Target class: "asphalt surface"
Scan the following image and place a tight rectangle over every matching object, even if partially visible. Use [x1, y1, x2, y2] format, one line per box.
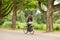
[0, 30, 60, 40]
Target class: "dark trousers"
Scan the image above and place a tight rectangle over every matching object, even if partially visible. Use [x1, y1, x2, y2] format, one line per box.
[27, 24, 33, 31]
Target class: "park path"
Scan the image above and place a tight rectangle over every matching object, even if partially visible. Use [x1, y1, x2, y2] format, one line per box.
[0, 29, 60, 40]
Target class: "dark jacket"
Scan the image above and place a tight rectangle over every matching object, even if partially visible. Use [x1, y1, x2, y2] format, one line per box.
[27, 17, 32, 23]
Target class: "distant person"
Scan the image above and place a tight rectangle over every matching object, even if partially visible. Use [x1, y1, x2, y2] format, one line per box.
[27, 14, 33, 31]
[27, 14, 33, 23]
[23, 14, 34, 34]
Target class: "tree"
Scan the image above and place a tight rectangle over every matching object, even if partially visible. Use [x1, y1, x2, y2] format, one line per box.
[0, 0, 25, 29]
[37, 0, 60, 32]
[0, 0, 13, 18]
[0, 0, 2, 18]
[12, 0, 17, 29]
[12, 0, 25, 29]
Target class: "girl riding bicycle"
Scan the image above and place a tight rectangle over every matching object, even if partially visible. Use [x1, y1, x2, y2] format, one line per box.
[27, 14, 33, 32]
[23, 13, 34, 34]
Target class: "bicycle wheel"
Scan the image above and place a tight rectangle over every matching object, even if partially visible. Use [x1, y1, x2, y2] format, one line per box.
[30, 30, 34, 35]
[30, 27, 34, 35]
[23, 26, 28, 34]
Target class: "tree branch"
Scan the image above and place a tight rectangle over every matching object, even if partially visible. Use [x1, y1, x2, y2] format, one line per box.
[47, 0, 55, 8]
[38, 1, 46, 15]
[52, 3, 60, 12]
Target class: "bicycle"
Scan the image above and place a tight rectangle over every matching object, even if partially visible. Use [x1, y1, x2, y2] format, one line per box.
[23, 22, 34, 35]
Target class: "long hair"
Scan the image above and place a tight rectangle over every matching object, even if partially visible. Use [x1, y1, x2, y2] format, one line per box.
[28, 14, 33, 19]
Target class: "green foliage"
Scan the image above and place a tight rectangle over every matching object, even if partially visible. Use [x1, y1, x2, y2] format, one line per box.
[2, 21, 26, 29]
[1, 0, 25, 18]
[2, 22, 12, 28]
[1, 21, 60, 31]
[17, 11, 25, 22]
[33, 23, 46, 30]
[53, 24, 60, 31]
[56, 0, 60, 2]
[23, 0, 38, 9]
[55, 19, 60, 24]
[0, 0, 13, 18]
[35, 13, 46, 24]
[17, 23, 26, 29]
[0, 19, 4, 25]
[53, 11, 60, 23]
[55, 26, 60, 30]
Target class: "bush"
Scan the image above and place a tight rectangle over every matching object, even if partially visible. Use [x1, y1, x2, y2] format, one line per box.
[53, 24, 60, 31]
[16, 22, 21, 29]
[16, 23, 26, 29]
[2, 22, 12, 28]
[1, 22, 60, 31]
[2, 21, 26, 29]
[55, 19, 60, 24]
[55, 26, 60, 30]
[0, 19, 4, 25]
[33, 23, 46, 30]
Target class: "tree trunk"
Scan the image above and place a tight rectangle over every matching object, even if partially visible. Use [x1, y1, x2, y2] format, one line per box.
[46, 0, 54, 32]
[46, 10, 53, 32]
[37, 0, 60, 32]
[12, 10, 17, 29]
[12, 0, 17, 29]
[49, 13, 53, 32]
[0, 0, 2, 18]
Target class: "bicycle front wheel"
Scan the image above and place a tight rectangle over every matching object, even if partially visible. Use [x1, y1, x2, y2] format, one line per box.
[23, 26, 28, 34]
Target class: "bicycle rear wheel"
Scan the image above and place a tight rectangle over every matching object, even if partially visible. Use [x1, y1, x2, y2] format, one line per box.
[30, 29, 34, 35]
[29, 26, 34, 35]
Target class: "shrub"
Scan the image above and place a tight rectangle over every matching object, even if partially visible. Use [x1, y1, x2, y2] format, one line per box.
[2, 22, 12, 28]
[55, 26, 60, 30]
[16, 22, 21, 29]
[33, 23, 46, 30]
[55, 19, 60, 24]
[2, 21, 26, 29]
[0, 19, 4, 25]
[1, 22, 60, 31]
[18, 23, 26, 29]
[53, 24, 60, 31]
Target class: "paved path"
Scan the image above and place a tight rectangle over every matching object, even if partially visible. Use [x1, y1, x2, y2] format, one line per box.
[0, 29, 60, 40]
